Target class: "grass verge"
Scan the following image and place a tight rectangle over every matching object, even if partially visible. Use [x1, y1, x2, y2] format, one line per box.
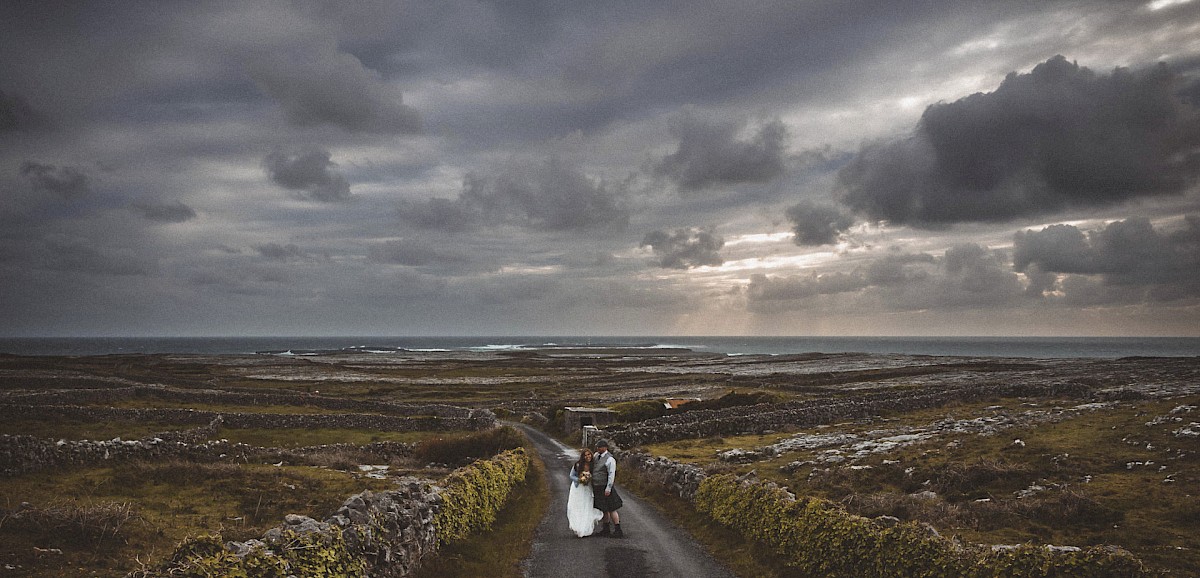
[414, 441, 549, 578]
[618, 466, 789, 577]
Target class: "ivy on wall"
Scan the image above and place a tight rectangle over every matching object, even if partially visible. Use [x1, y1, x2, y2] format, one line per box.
[694, 473, 1148, 578]
[435, 447, 530, 543]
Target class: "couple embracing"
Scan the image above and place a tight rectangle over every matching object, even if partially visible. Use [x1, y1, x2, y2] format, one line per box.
[567, 439, 624, 538]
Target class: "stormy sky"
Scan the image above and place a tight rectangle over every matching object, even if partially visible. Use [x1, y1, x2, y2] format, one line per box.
[2, 1, 1200, 337]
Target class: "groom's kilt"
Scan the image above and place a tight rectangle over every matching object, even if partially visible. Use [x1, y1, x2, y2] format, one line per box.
[592, 484, 623, 512]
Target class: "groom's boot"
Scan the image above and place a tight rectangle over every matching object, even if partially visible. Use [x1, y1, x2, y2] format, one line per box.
[613, 523, 623, 538]
[598, 522, 611, 537]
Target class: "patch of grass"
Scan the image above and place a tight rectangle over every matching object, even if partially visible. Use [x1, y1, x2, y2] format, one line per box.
[0, 418, 188, 441]
[642, 431, 799, 463]
[104, 398, 345, 414]
[0, 461, 394, 577]
[218, 427, 439, 447]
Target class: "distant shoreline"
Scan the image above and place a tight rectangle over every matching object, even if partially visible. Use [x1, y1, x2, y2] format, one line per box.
[2, 335, 1198, 359]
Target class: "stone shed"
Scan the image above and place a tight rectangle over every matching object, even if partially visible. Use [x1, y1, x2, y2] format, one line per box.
[562, 406, 616, 435]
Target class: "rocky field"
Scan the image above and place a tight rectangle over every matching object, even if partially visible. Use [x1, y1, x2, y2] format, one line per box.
[1, 349, 1198, 576]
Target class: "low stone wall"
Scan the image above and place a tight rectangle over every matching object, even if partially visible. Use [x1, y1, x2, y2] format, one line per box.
[0, 403, 497, 434]
[0, 415, 419, 477]
[618, 450, 707, 500]
[601, 380, 1092, 447]
[3, 385, 477, 418]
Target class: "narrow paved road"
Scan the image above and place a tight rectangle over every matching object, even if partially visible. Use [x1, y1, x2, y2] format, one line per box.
[512, 423, 736, 578]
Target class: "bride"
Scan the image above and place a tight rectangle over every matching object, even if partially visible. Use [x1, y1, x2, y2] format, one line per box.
[567, 448, 604, 537]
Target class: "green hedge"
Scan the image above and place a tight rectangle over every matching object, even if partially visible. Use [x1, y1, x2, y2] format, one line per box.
[435, 447, 530, 544]
[694, 473, 1148, 578]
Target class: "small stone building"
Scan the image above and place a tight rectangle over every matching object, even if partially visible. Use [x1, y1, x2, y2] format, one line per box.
[562, 406, 616, 435]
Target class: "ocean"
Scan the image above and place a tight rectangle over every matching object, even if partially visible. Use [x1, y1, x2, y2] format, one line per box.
[0, 336, 1198, 358]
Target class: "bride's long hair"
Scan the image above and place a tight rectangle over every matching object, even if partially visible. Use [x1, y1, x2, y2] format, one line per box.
[574, 448, 593, 474]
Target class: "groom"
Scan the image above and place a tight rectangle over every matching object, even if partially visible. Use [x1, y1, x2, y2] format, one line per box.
[591, 439, 623, 537]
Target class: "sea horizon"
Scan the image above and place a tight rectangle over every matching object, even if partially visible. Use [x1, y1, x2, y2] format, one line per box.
[1, 335, 1198, 359]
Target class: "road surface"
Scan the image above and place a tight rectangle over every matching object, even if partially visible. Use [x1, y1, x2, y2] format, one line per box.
[513, 423, 736, 578]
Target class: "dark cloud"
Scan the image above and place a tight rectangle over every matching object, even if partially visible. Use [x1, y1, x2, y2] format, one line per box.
[131, 200, 196, 223]
[839, 56, 1200, 227]
[263, 149, 352, 202]
[1014, 217, 1200, 293]
[398, 158, 628, 232]
[0, 89, 44, 131]
[247, 47, 420, 134]
[20, 161, 90, 198]
[654, 111, 788, 190]
[641, 227, 724, 269]
[785, 201, 855, 246]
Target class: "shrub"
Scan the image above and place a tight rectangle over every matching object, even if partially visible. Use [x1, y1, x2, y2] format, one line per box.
[413, 426, 525, 466]
[610, 399, 668, 423]
[2, 499, 138, 547]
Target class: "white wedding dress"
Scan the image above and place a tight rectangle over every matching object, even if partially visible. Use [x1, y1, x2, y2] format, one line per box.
[567, 477, 603, 537]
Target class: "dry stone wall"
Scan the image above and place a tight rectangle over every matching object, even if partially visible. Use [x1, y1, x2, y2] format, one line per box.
[0, 415, 417, 477]
[216, 479, 442, 578]
[600, 380, 1093, 447]
[0, 397, 496, 476]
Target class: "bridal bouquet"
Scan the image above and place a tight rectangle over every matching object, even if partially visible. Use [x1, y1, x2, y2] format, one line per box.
[578, 471, 591, 485]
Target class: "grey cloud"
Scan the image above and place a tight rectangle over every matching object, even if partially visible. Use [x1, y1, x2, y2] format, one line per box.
[367, 239, 498, 275]
[20, 161, 90, 198]
[264, 149, 352, 202]
[395, 198, 478, 232]
[785, 201, 855, 246]
[131, 200, 196, 223]
[255, 243, 312, 262]
[746, 271, 868, 301]
[41, 236, 153, 276]
[940, 243, 1022, 300]
[1014, 217, 1200, 293]
[839, 56, 1200, 227]
[0, 89, 44, 131]
[641, 227, 724, 269]
[247, 46, 420, 134]
[865, 252, 936, 286]
[399, 158, 628, 232]
[748, 245, 1021, 310]
[368, 240, 462, 266]
[655, 111, 788, 190]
